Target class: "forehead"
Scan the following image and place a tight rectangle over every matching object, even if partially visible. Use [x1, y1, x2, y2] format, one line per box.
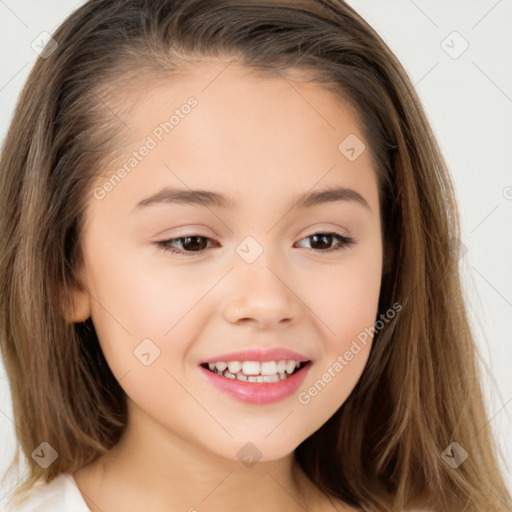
[89, 60, 378, 220]
[113, 60, 367, 156]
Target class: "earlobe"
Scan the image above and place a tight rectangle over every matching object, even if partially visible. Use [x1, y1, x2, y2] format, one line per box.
[60, 266, 92, 324]
[66, 289, 91, 323]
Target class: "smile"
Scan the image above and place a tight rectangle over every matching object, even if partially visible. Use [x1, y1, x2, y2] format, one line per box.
[201, 359, 306, 382]
[198, 360, 312, 404]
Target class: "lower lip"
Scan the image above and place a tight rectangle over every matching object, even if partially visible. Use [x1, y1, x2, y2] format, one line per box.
[198, 362, 311, 404]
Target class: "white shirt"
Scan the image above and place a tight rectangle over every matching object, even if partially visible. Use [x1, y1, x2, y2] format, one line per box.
[2, 472, 91, 511]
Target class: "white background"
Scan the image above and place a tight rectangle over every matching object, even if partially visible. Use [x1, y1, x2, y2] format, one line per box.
[0, 0, 511, 504]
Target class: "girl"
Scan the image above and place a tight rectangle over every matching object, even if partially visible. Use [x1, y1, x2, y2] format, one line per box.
[0, 1, 510, 511]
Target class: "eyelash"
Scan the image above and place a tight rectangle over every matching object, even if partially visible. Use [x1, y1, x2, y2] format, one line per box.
[155, 231, 355, 257]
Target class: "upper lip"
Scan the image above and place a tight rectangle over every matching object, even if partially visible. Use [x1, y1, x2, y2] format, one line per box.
[199, 347, 311, 365]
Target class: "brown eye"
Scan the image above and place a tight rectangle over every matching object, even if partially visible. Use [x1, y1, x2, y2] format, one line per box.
[156, 236, 216, 256]
[295, 232, 355, 252]
[179, 236, 209, 251]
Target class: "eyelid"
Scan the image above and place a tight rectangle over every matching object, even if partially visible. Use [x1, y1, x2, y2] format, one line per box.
[151, 224, 217, 240]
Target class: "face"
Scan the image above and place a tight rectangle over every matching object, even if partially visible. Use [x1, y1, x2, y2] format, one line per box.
[70, 60, 383, 462]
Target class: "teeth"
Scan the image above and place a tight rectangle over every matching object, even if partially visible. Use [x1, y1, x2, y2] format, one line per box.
[227, 361, 242, 374]
[285, 360, 296, 374]
[241, 361, 261, 375]
[205, 359, 306, 381]
[260, 361, 277, 375]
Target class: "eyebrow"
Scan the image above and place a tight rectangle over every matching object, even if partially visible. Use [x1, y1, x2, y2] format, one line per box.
[133, 185, 372, 213]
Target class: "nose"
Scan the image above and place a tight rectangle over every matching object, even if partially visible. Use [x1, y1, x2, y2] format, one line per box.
[222, 255, 301, 330]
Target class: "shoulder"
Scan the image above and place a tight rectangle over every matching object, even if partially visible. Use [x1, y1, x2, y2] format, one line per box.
[3, 473, 91, 512]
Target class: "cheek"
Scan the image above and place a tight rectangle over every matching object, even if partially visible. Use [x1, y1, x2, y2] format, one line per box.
[86, 245, 210, 344]
[84, 252, 232, 421]
[294, 250, 381, 424]
[308, 249, 382, 343]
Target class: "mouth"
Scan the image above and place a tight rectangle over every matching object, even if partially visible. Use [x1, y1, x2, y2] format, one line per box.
[198, 359, 312, 404]
[200, 359, 309, 383]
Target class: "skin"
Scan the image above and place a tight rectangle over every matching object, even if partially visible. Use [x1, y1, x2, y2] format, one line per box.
[69, 59, 382, 512]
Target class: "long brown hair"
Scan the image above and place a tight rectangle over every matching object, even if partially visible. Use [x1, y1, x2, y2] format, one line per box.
[1, 1, 510, 510]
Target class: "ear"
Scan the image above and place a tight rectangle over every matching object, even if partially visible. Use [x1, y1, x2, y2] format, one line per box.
[60, 262, 92, 324]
